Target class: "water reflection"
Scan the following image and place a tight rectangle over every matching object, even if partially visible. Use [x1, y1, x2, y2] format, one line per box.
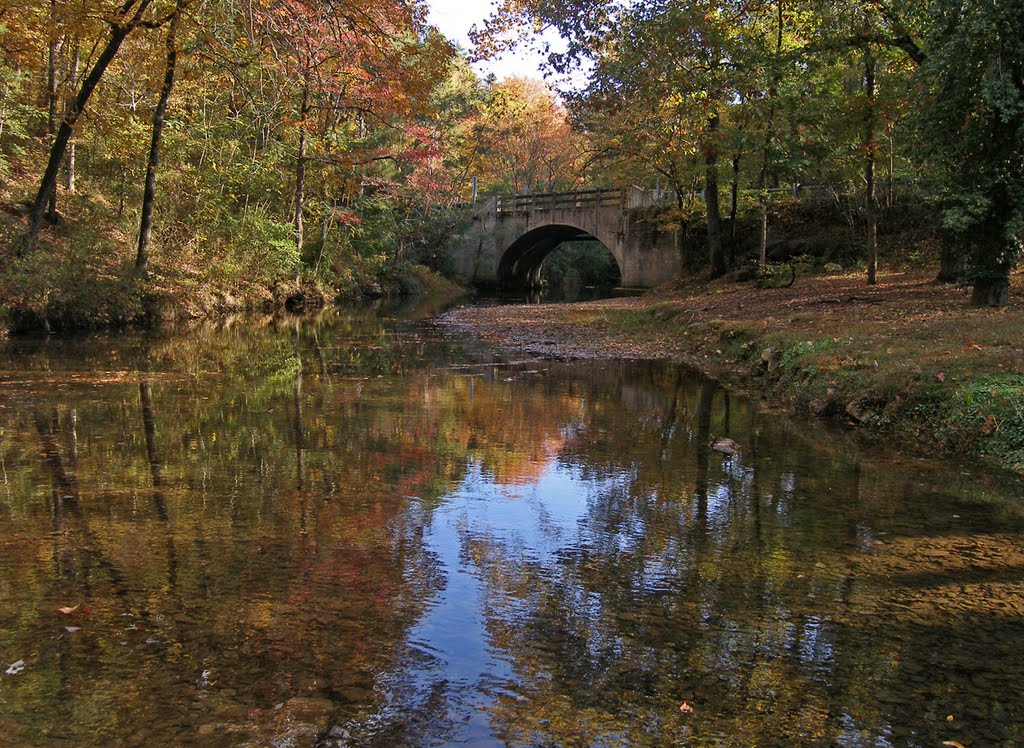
[0, 311, 1022, 747]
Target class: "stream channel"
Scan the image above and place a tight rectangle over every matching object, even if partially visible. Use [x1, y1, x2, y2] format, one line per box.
[0, 304, 1022, 747]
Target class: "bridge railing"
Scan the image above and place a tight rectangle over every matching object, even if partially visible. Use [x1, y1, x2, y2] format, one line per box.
[487, 183, 849, 215]
[495, 188, 626, 214]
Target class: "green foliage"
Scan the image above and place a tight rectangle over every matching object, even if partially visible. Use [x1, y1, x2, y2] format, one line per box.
[222, 212, 299, 280]
[960, 377, 1024, 472]
[778, 338, 839, 373]
[0, 64, 40, 179]
[753, 261, 796, 289]
[540, 241, 620, 291]
[916, 0, 1024, 304]
[2, 223, 147, 330]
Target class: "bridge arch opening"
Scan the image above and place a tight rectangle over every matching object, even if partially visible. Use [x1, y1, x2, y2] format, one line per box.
[496, 224, 622, 292]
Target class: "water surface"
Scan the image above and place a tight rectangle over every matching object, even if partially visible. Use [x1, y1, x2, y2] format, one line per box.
[0, 309, 1022, 747]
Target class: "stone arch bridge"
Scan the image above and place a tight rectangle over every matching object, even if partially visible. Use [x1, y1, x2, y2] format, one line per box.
[451, 187, 681, 290]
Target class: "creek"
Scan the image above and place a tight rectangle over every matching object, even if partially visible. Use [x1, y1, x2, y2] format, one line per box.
[0, 306, 1021, 747]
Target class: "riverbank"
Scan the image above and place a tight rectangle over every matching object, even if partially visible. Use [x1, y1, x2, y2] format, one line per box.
[0, 209, 465, 335]
[440, 269, 1024, 474]
[0, 175, 467, 334]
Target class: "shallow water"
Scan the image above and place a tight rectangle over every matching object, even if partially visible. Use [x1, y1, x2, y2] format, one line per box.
[0, 309, 1022, 747]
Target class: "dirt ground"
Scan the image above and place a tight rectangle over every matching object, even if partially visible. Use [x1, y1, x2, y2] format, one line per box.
[439, 269, 1024, 368]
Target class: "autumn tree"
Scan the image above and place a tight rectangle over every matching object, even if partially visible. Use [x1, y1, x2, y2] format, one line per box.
[251, 0, 450, 270]
[463, 77, 581, 195]
[22, 0, 176, 248]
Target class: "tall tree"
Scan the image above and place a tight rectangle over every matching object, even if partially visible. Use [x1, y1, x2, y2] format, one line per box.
[463, 76, 581, 195]
[22, 0, 169, 248]
[252, 0, 445, 267]
[917, 0, 1023, 306]
[136, 0, 184, 274]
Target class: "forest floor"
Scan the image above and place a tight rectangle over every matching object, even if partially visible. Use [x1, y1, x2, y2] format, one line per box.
[439, 268, 1024, 475]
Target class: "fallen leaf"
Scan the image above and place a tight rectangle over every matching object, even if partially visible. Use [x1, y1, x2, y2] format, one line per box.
[946, 714, 955, 722]
[936, 371, 946, 383]
[942, 742, 966, 748]
[57, 604, 80, 615]
[980, 415, 997, 435]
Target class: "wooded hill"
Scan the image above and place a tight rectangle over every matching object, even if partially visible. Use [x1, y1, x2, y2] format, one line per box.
[0, 0, 1021, 329]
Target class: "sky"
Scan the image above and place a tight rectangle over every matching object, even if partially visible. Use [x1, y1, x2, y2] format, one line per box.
[425, 0, 560, 82]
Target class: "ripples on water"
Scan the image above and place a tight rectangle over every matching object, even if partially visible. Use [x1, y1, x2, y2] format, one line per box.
[0, 308, 1022, 747]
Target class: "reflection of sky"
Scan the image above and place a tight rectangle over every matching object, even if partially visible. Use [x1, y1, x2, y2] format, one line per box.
[390, 458, 629, 742]
[392, 452, 845, 744]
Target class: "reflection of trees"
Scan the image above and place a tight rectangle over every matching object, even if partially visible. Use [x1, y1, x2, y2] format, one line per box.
[427, 363, 1024, 747]
[0, 317, 463, 744]
[435, 373, 578, 486]
[1, 318, 1023, 745]
[140, 380, 178, 590]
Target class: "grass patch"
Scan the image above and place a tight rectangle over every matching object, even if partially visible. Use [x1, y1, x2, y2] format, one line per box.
[958, 376, 1024, 471]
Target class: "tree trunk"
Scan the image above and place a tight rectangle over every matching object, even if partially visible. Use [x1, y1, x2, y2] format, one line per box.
[119, 165, 127, 216]
[864, 49, 877, 285]
[705, 112, 725, 277]
[759, 199, 768, 267]
[24, 17, 140, 248]
[136, 8, 180, 275]
[970, 273, 1010, 307]
[65, 38, 79, 193]
[46, 22, 62, 136]
[674, 183, 686, 270]
[293, 84, 309, 281]
[313, 201, 330, 274]
[45, 27, 63, 220]
[935, 238, 964, 283]
[753, 0, 783, 271]
[729, 153, 740, 259]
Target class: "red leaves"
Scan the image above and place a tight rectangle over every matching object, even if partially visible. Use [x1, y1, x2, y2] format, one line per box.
[332, 209, 360, 227]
